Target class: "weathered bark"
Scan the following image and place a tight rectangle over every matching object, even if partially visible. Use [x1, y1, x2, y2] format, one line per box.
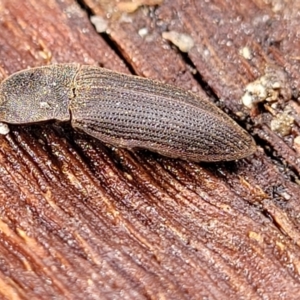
[0, 0, 299, 299]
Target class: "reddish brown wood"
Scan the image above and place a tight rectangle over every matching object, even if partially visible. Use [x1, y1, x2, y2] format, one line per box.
[0, 0, 300, 299]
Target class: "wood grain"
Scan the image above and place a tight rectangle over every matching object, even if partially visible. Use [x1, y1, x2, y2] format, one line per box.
[0, 0, 300, 299]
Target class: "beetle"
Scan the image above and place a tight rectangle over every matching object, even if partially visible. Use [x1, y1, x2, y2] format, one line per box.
[0, 64, 256, 162]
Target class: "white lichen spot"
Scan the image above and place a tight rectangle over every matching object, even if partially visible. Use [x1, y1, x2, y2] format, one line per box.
[203, 48, 210, 57]
[162, 31, 194, 53]
[0, 122, 10, 135]
[280, 191, 291, 200]
[239, 46, 252, 60]
[40, 102, 51, 109]
[90, 16, 108, 33]
[138, 27, 148, 38]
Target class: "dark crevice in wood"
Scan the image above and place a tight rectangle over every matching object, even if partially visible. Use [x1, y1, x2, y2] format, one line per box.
[100, 32, 138, 75]
[253, 131, 300, 182]
[75, 0, 91, 14]
[180, 51, 220, 103]
[76, 0, 137, 75]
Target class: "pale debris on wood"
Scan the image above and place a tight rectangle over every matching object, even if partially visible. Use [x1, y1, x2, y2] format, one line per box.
[241, 66, 291, 109]
[270, 106, 294, 136]
[162, 31, 194, 53]
[138, 27, 148, 38]
[239, 46, 252, 60]
[117, 0, 163, 13]
[294, 136, 300, 154]
[90, 15, 108, 33]
[0, 122, 9, 135]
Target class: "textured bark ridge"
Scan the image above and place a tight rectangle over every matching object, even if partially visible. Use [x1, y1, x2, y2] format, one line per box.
[0, 0, 300, 299]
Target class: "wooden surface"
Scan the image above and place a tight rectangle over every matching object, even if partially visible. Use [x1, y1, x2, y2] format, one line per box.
[0, 0, 300, 299]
